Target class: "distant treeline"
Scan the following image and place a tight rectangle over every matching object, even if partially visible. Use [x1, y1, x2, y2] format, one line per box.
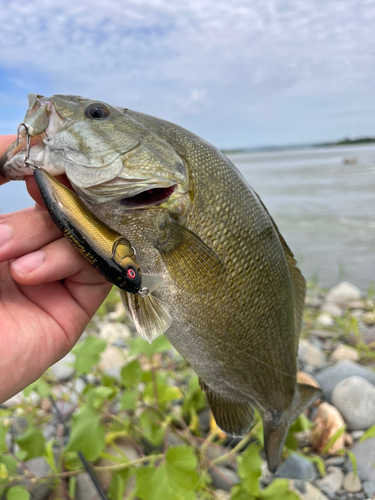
[221, 136, 375, 155]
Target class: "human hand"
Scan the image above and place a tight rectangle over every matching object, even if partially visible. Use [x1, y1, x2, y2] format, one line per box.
[0, 135, 112, 403]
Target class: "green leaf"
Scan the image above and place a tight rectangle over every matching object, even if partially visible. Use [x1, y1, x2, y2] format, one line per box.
[0, 455, 17, 475]
[230, 485, 256, 500]
[135, 464, 196, 500]
[129, 335, 172, 358]
[166, 445, 200, 491]
[300, 453, 325, 478]
[6, 486, 30, 500]
[139, 411, 164, 446]
[360, 424, 375, 442]
[108, 469, 131, 500]
[238, 443, 262, 495]
[345, 450, 358, 477]
[144, 380, 181, 406]
[86, 386, 115, 409]
[321, 425, 346, 453]
[121, 359, 142, 387]
[262, 479, 300, 500]
[72, 336, 107, 375]
[0, 423, 8, 453]
[23, 378, 50, 398]
[120, 390, 137, 411]
[65, 405, 105, 461]
[15, 424, 45, 460]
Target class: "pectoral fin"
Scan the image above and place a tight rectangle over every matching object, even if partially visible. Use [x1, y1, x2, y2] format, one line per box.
[127, 293, 172, 343]
[199, 379, 255, 437]
[156, 218, 224, 290]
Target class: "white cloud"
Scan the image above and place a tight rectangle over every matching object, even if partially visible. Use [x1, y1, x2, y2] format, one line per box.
[0, 0, 375, 146]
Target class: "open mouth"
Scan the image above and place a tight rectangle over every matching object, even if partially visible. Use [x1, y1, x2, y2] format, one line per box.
[120, 185, 176, 208]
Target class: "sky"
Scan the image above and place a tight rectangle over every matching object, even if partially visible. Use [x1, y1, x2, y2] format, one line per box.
[0, 0, 375, 149]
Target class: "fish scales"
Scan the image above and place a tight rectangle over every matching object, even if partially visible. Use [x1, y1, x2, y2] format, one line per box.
[0, 95, 321, 470]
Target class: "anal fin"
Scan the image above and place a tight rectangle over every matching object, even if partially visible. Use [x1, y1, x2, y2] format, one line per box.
[200, 379, 254, 437]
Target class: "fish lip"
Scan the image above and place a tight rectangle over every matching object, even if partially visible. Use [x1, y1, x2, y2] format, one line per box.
[0, 95, 66, 179]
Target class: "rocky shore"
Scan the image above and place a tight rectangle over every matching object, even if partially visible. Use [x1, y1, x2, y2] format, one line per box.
[1, 281, 375, 500]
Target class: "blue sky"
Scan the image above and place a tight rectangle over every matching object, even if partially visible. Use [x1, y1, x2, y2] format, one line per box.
[0, 0, 375, 149]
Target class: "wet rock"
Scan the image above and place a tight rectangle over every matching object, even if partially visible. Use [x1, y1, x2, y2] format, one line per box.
[363, 480, 375, 498]
[200, 441, 237, 470]
[331, 376, 375, 430]
[343, 472, 362, 493]
[321, 302, 342, 317]
[99, 322, 131, 342]
[209, 465, 239, 491]
[98, 344, 127, 379]
[298, 340, 326, 369]
[199, 408, 211, 432]
[324, 456, 346, 467]
[351, 437, 375, 484]
[315, 466, 343, 499]
[50, 352, 76, 381]
[316, 313, 335, 327]
[275, 453, 316, 482]
[331, 345, 359, 363]
[311, 329, 337, 339]
[351, 430, 365, 440]
[214, 490, 231, 500]
[289, 480, 329, 500]
[315, 360, 375, 401]
[74, 473, 98, 500]
[326, 282, 361, 306]
[16, 457, 53, 500]
[311, 403, 345, 454]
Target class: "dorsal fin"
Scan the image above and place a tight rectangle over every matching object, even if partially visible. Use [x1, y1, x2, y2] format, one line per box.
[255, 193, 306, 350]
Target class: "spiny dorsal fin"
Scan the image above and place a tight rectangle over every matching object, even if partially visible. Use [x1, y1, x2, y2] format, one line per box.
[199, 379, 254, 437]
[255, 193, 306, 349]
[127, 293, 172, 343]
[155, 218, 225, 292]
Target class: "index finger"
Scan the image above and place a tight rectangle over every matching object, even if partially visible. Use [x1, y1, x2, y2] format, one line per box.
[0, 135, 17, 186]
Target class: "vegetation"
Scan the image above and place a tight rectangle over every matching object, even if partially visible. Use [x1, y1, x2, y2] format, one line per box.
[1, 282, 375, 499]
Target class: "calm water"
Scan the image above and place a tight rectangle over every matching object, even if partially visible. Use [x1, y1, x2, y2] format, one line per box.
[228, 145, 375, 290]
[1, 144, 374, 289]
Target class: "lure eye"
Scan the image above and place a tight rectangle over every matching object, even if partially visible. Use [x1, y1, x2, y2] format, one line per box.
[84, 102, 111, 120]
[127, 268, 137, 280]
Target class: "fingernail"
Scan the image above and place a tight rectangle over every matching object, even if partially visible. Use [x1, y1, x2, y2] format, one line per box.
[0, 224, 12, 246]
[11, 251, 45, 275]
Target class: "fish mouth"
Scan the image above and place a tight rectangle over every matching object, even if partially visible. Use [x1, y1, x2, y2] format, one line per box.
[119, 184, 176, 208]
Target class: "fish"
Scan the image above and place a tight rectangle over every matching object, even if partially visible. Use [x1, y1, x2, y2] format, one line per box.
[0, 94, 321, 471]
[32, 167, 170, 340]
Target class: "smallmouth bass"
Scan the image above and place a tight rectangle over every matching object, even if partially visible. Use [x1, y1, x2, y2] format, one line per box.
[0, 94, 321, 471]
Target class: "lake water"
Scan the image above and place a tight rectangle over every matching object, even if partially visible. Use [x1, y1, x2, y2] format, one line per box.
[1, 144, 374, 290]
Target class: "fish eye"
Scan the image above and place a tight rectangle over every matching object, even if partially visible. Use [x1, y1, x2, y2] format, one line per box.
[127, 268, 137, 280]
[84, 102, 110, 120]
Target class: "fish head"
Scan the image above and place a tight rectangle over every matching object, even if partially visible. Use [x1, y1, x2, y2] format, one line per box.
[0, 94, 188, 207]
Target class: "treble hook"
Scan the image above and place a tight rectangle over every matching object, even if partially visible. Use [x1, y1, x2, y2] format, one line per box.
[16, 123, 40, 170]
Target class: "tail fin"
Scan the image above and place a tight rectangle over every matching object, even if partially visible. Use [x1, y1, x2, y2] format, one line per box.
[263, 383, 321, 472]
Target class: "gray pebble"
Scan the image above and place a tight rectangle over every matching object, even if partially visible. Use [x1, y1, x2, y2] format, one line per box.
[209, 465, 240, 491]
[74, 473, 99, 500]
[275, 453, 317, 482]
[15, 457, 53, 500]
[50, 352, 76, 381]
[351, 430, 365, 440]
[298, 339, 326, 370]
[290, 480, 329, 500]
[325, 456, 346, 467]
[315, 466, 343, 499]
[332, 376, 375, 430]
[351, 437, 375, 484]
[343, 472, 362, 493]
[315, 360, 375, 401]
[363, 480, 375, 498]
[325, 282, 361, 306]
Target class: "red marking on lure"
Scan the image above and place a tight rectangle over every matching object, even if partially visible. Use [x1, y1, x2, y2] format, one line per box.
[127, 268, 136, 279]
